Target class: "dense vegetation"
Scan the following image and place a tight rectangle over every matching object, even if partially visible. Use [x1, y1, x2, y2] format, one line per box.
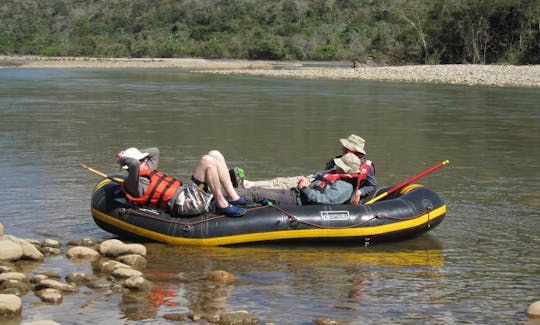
[1, 0, 539, 64]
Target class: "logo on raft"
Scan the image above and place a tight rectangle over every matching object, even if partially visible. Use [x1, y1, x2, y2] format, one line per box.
[320, 211, 350, 221]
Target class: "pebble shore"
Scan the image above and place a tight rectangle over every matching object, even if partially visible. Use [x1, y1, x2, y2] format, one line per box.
[0, 223, 263, 324]
[1, 56, 538, 88]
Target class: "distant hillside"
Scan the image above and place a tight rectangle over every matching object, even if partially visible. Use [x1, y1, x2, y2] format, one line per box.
[1, 0, 538, 64]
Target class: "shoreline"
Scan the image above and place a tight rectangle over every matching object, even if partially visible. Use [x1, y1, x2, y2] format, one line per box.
[1, 55, 539, 88]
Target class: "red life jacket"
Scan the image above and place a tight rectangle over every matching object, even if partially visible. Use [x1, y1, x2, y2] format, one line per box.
[121, 169, 182, 209]
[316, 160, 373, 191]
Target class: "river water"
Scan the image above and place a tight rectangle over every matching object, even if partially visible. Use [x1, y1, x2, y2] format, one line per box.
[0, 68, 539, 324]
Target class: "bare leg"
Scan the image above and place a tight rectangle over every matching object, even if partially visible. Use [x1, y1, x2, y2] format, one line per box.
[192, 150, 241, 209]
[206, 150, 241, 201]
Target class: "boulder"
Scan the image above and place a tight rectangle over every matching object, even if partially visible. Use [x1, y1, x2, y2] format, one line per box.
[207, 270, 236, 283]
[116, 254, 147, 269]
[219, 311, 259, 325]
[35, 288, 63, 304]
[527, 300, 540, 319]
[111, 267, 142, 279]
[66, 246, 100, 259]
[0, 293, 22, 317]
[0, 239, 23, 261]
[35, 279, 78, 293]
[124, 275, 153, 291]
[5, 236, 43, 261]
[99, 239, 146, 258]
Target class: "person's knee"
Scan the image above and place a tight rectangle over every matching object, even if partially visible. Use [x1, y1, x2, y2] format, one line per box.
[199, 154, 217, 168]
[207, 150, 224, 161]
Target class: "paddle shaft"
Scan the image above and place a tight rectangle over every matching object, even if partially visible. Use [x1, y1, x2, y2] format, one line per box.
[365, 160, 449, 205]
[79, 164, 123, 183]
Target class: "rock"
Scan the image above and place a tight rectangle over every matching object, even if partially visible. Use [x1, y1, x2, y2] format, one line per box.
[0, 223, 3, 236]
[0, 293, 22, 317]
[29, 274, 48, 284]
[163, 313, 189, 321]
[5, 236, 44, 261]
[527, 300, 540, 319]
[207, 270, 236, 283]
[67, 238, 95, 246]
[111, 267, 142, 279]
[40, 247, 63, 256]
[0, 279, 32, 296]
[219, 311, 259, 325]
[65, 272, 98, 284]
[35, 288, 63, 304]
[98, 260, 131, 274]
[99, 239, 146, 258]
[21, 321, 62, 325]
[39, 271, 61, 279]
[0, 272, 27, 282]
[116, 254, 147, 269]
[313, 318, 343, 325]
[66, 246, 100, 259]
[0, 265, 14, 273]
[36, 279, 78, 293]
[41, 239, 61, 248]
[123, 275, 153, 291]
[0, 239, 23, 261]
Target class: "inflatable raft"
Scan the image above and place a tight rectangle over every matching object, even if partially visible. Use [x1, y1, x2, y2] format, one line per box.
[90, 177, 446, 246]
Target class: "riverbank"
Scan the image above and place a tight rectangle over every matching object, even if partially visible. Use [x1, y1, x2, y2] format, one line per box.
[1, 55, 539, 88]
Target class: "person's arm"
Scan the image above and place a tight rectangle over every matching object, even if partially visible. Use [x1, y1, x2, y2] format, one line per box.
[139, 147, 159, 169]
[116, 153, 141, 196]
[300, 180, 353, 205]
[358, 165, 377, 197]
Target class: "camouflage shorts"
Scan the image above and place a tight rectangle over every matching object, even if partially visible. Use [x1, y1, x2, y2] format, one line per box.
[171, 181, 213, 217]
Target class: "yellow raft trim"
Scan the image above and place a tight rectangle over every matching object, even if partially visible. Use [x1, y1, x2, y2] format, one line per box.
[91, 204, 446, 246]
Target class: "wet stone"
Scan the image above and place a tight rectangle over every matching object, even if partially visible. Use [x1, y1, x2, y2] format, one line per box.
[0, 239, 24, 261]
[67, 238, 95, 247]
[36, 279, 78, 293]
[111, 267, 142, 279]
[115, 254, 147, 269]
[65, 246, 100, 259]
[35, 288, 63, 304]
[163, 313, 189, 321]
[41, 239, 61, 249]
[208, 270, 236, 283]
[123, 275, 153, 291]
[219, 311, 260, 325]
[65, 272, 99, 284]
[40, 247, 63, 257]
[0, 293, 22, 318]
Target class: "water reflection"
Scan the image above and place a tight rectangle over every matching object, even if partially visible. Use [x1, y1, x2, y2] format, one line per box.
[113, 241, 445, 322]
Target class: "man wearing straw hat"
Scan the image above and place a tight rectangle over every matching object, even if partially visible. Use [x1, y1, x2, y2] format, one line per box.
[232, 134, 377, 203]
[234, 153, 364, 206]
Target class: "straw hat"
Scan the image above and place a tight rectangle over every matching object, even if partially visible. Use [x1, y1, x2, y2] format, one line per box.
[333, 153, 361, 174]
[340, 134, 366, 154]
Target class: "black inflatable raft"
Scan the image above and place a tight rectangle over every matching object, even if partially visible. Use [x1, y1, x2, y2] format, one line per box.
[90, 177, 446, 246]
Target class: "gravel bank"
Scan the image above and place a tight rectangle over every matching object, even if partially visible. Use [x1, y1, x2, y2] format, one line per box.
[1, 56, 538, 88]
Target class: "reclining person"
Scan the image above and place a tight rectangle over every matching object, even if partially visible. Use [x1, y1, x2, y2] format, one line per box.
[116, 147, 255, 217]
[235, 153, 364, 206]
[232, 134, 377, 204]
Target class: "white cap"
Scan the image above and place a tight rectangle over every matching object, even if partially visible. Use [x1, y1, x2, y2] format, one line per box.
[121, 148, 149, 169]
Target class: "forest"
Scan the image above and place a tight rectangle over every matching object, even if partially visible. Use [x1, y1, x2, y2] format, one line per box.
[1, 0, 539, 64]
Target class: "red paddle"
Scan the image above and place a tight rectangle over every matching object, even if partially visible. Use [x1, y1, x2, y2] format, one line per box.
[365, 160, 449, 205]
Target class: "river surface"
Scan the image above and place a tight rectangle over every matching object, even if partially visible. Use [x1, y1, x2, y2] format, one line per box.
[0, 68, 539, 324]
